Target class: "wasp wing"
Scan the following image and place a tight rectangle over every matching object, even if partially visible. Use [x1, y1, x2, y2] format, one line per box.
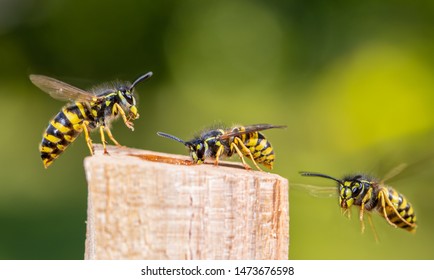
[219, 124, 286, 140]
[30, 74, 98, 102]
[291, 183, 338, 198]
[381, 163, 408, 183]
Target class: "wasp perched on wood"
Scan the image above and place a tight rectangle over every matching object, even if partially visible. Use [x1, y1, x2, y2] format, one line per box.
[30, 72, 153, 168]
[299, 165, 417, 237]
[157, 124, 286, 171]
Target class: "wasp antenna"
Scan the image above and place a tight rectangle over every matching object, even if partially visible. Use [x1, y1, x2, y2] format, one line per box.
[157, 131, 187, 145]
[130, 72, 153, 89]
[299, 171, 342, 184]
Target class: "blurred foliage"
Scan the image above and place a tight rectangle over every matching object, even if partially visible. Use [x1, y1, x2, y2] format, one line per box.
[1, 0, 434, 259]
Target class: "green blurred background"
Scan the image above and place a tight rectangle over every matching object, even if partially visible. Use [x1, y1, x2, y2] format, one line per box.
[1, 0, 434, 259]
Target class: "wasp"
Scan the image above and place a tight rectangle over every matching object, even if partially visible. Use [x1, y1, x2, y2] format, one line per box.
[30, 72, 153, 168]
[299, 166, 417, 236]
[157, 124, 286, 171]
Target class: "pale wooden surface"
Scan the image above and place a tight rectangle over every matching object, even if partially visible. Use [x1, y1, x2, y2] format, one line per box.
[84, 144, 289, 260]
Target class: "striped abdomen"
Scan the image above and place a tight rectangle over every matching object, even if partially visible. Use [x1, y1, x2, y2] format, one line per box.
[380, 187, 417, 232]
[40, 102, 92, 168]
[239, 131, 275, 169]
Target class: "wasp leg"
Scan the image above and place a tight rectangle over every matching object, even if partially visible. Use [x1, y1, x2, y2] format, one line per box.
[232, 137, 262, 171]
[98, 125, 124, 155]
[359, 206, 366, 233]
[82, 121, 94, 155]
[99, 126, 110, 155]
[105, 126, 122, 147]
[379, 189, 415, 228]
[341, 207, 351, 219]
[114, 103, 134, 131]
[214, 145, 225, 166]
[229, 142, 253, 170]
[359, 188, 373, 234]
[378, 190, 399, 228]
[366, 213, 380, 243]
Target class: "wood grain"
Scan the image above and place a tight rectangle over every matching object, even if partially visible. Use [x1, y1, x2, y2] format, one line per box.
[84, 145, 289, 259]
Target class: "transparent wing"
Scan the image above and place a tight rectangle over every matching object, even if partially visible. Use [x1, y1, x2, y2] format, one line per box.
[30, 74, 97, 102]
[381, 163, 408, 183]
[291, 183, 338, 198]
[219, 124, 286, 139]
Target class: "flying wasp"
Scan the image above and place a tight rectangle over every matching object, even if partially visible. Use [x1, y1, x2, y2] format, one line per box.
[299, 166, 417, 236]
[157, 124, 286, 171]
[30, 72, 153, 168]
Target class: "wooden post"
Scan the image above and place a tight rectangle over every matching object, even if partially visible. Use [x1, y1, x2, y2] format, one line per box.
[84, 145, 289, 260]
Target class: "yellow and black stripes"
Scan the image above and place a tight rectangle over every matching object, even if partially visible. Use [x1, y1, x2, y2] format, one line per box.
[40, 95, 133, 168]
[378, 187, 417, 232]
[344, 177, 418, 233]
[237, 130, 275, 169]
[32, 72, 152, 168]
[157, 124, 285, 171]
[299, 172, 417, 234]
[40, 102, 91, 168]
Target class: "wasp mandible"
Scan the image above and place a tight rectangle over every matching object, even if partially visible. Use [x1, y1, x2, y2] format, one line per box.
[157, 124, 286, 171]
[31, 72, 153, 168]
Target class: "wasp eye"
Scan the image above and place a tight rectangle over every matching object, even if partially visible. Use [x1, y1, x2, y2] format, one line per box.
[351, 188, 358, 196]
[118, 85, 128, 93]
[124, 94, 135, 105]
[351, 184, 363, 197]
[189, 143, 204, 163]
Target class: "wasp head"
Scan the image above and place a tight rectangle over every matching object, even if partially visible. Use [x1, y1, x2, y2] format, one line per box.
[339, 175, 370, 209]
[157, 132, 207, 164]
[116, 86, 138, 120]
[300, 171, 355, 209]
[185, 139, 208, 164]
[118, 72, 153, 120]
